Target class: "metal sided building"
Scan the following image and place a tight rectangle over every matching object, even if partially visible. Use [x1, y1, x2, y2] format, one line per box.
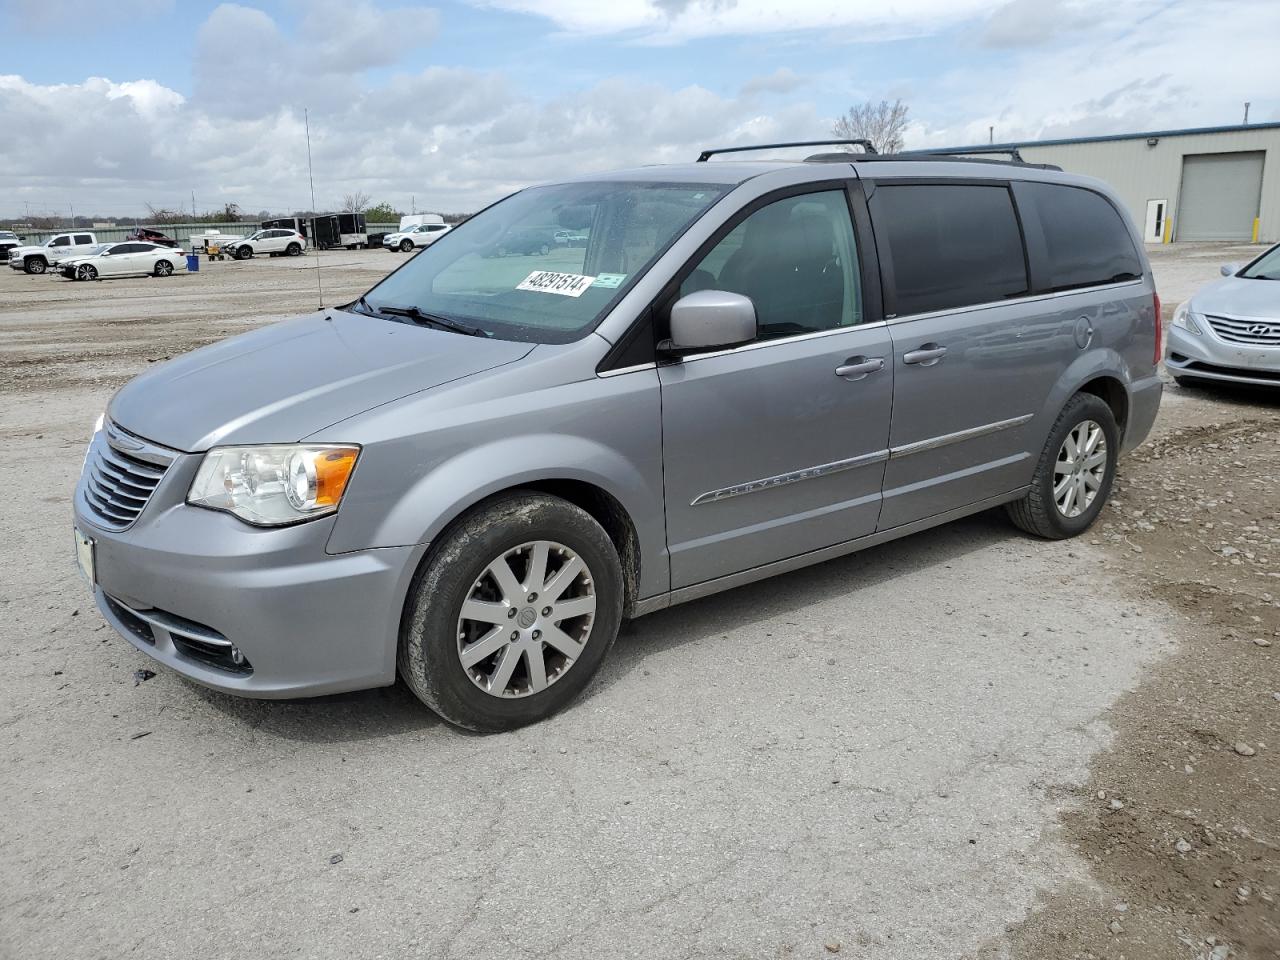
[937, 122, 1280, 245]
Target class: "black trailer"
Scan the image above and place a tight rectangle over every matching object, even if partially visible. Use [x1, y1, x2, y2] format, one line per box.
[306, 213, 369, 250]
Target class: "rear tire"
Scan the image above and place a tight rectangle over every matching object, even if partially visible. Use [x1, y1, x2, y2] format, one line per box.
[1006, 393, 1118, 540]
[287, 242, 302, 256]
[25, 257, 46, 275]
[398, 492, 624, 733]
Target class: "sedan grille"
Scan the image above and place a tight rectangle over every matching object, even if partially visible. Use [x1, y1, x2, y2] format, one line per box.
[81, 423, 177, 530]
[1206, 314, 1280, 346]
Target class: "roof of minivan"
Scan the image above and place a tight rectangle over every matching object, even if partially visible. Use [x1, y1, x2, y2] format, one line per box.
[563, 156, 1079, 187]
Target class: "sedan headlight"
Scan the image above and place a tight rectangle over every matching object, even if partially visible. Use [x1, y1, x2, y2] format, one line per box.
[187, 445, 360, 526]
[1171, 301, 1203, 335]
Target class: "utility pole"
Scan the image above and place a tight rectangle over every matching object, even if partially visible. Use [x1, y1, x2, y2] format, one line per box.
[411, 194, 415, 215]
[192, 190, 197, 221]
[1243, 101, 1251, 124]
[69, 203, 74, 228]
[989, 125, 994, 145]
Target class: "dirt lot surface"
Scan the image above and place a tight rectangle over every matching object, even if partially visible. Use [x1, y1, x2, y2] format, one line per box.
[0, 243, 1276, 959]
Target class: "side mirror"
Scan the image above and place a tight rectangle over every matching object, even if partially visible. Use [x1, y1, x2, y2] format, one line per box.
[664, 290, 757, 352]
[1220, 263, 1242, 277]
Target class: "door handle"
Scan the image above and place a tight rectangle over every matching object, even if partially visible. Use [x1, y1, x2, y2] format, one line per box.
[834, 356, 884, 380]
[903, 344, 947, 366]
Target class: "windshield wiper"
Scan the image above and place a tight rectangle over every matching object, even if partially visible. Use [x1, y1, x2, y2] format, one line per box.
[367, 302, 489, 337]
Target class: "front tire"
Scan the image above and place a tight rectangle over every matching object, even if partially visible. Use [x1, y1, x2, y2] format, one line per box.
[1006, 393, 1118, 539]
[398, 492, 624, 733]
[154, 259, 173, 277]
[399, 239, 413, 252]
[25, 257, 46, 275]
[76, 263, 98, 281]
[235, 246, 252, 260]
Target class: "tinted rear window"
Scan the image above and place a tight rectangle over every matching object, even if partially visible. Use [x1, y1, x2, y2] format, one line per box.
[871, 184, 1028, 316]
[1020, 183, 1141, 291]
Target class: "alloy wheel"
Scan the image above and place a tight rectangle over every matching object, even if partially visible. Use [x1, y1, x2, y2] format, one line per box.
[77, 264, 96, 281]
[1054, 419, 1107, 518]
[456, 540, 597, 699]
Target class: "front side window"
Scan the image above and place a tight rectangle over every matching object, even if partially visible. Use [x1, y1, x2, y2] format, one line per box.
[679, 190, 864, 339]
[871, 184, 1028, 316]
[51, 236, 70, 247]
[364, 180, 729, 343]
[1019, 182, 1141, 291]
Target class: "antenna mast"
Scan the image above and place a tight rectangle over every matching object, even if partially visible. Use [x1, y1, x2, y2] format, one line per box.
[304, 107, 324, 309]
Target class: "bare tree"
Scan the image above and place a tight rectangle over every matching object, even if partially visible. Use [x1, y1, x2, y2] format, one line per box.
[832, 99, 910, 154]
[341, 191, 372, 214]
[145, 203, 185, 225]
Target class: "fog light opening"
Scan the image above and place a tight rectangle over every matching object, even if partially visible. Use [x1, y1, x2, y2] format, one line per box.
[230, 645, 246, 666]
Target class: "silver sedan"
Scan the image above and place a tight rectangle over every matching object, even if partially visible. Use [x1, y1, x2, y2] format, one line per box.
[1166, 243, 1280, 388]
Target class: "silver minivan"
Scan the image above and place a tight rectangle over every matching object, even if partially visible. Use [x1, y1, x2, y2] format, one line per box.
[73, 142, 1163, 731]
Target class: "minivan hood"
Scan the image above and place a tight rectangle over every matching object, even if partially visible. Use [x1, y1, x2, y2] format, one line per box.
[1192, 276, 1280, 319]
[108, 309, 534, 451]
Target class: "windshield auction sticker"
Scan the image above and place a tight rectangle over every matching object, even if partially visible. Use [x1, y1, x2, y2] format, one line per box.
[517, 271, 597, 297]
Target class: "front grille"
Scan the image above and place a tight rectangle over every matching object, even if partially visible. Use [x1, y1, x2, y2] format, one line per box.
[1206, 314, 1280, 346]
[81, 422, 176, 530]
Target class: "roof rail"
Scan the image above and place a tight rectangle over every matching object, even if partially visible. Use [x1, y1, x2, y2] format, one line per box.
[902, 146, 1026, 162]
[850, 149, 1062, 172]
[696, 139, 877, 162]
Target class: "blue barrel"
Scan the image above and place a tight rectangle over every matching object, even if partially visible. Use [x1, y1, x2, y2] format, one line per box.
[185, 254, 200, 272]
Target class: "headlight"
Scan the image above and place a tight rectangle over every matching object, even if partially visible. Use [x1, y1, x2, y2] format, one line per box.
[1171, 301, 1202, 335]
[187, 444, 360, 526]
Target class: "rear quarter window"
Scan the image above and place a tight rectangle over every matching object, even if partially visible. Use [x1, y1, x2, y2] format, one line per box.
[870, 183, 1028, 316]
[1019, 182, 1142, 291]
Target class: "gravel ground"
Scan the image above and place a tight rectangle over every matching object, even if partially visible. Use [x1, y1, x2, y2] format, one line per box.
[0, 243, 1275, 959]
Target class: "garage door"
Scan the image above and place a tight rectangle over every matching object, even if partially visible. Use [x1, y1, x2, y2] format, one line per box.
[1176, 151, 1264, 241]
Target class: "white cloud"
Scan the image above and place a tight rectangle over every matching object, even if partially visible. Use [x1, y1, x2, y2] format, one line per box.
[1, 0, 1277, 219]
[740, 68, 805, 97]
[467, 0, 996, 41]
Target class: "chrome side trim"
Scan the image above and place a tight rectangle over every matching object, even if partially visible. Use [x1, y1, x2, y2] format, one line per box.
[690, 449, 890, 506]
[629, 487, 1030, 618]
[889, 414, 1033, 460]
[597, 362, 657, 378]
[680, 319, 890, 363]
[885, 278, 1145, 324]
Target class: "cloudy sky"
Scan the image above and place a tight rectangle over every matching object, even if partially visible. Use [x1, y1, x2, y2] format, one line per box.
[0, 0, 1275, 219]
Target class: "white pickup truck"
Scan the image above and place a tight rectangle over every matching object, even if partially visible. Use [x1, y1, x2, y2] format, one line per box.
[8, 231, 99, 274]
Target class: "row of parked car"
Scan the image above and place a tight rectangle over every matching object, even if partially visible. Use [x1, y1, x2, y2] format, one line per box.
[3, 224, 312, 279]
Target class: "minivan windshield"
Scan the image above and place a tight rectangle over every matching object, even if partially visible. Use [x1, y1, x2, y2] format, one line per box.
[359, 180, 729, 343]
[1240, 244, 1280, 280]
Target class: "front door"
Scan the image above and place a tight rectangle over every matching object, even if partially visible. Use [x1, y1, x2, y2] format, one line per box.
[659, 187, 893, 588]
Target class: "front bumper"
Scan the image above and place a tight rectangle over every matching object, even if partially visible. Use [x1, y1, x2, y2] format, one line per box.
[74, 450, 421, 698]
[1167, 322, 1280, 388]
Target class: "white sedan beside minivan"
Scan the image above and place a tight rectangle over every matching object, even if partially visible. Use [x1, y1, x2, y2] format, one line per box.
[58, 242, 187, 281]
